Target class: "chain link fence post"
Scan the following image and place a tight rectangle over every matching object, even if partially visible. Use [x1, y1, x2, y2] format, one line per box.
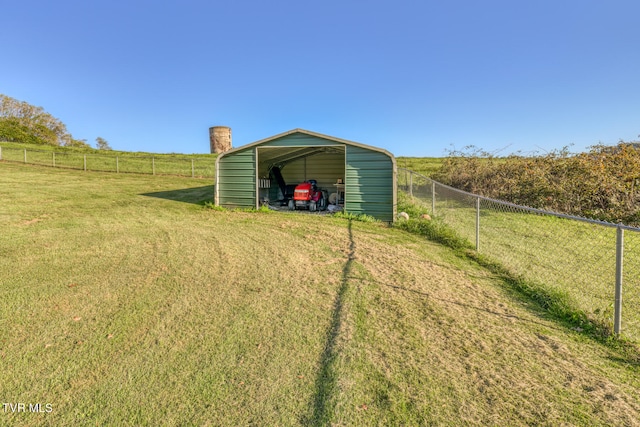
[24, 149, 27, 163]
[476, 197, 481, 251]
[152, 157, 155, 175]
[53, 152, 55, 167]
[615, 225, 624, 336]
[432, 182, 436, 214]
[409, 171, 413, 197]
[192, 159, 195, 178]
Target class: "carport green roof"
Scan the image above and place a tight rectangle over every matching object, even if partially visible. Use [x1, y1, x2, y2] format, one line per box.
[215, 129, 397, 221]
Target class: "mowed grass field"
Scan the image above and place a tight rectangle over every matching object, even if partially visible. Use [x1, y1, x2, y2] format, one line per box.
[2, 162, 640, 426]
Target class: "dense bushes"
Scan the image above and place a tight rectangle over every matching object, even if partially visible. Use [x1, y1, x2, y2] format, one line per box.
[432, 143, 640, 226]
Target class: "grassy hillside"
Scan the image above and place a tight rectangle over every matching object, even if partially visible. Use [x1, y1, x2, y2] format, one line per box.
[0, 140, 218, 158]
[2, 141, 444, 180]
[396, 156, 443, 176]
[0, 141, 217, 178]
[1, 162, 639, 426]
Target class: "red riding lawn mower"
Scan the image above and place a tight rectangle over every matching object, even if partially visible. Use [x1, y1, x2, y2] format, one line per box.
[288, 180, 328, 212]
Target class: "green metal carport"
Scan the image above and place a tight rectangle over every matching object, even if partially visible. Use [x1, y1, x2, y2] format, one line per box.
[215, 129, 397, 222]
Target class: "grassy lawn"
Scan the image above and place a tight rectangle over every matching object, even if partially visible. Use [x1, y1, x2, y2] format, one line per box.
[1, 162, 640, 426]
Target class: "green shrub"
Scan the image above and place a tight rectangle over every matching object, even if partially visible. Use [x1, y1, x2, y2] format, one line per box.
[333, 211, 379, 223]
[432, 143, 640, 226]
[230, 205, 273, 213]
[202, 201, 227, 211]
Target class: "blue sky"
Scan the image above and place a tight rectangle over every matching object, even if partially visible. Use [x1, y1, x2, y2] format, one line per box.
[2, 0, 639, 156]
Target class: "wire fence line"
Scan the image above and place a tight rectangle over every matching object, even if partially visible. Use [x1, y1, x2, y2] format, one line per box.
[398, 167, 640, 342]
[0, 145, 216, 178]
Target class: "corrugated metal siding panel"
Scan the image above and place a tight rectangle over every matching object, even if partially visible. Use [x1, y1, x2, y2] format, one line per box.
[280, 161, 304, 182]
[343, 203, 391, 220]
[260, 133, 344, 148]
[280, 152, 345, 190]
[345, 146, 394, 221]
[218, 148, 255, 208]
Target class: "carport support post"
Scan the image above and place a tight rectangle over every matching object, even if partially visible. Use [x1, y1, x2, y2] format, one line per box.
[614, 225, 624, 336]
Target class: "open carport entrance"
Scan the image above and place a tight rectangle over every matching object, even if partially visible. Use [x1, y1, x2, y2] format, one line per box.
[256, 145, 346, 209]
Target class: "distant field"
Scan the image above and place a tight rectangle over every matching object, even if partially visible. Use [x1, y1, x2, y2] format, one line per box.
[0, 142, 217, 178]
[396, 156, 443, 176]
[2, 161, 640, 426]
[1, 143, 445, 181]
[0, 141, 217, 158]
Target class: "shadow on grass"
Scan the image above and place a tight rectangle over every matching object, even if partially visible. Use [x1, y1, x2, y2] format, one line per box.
[140, 185, 214, 205]
[303, 219, 355, 426]
[381, 282, 563, 332]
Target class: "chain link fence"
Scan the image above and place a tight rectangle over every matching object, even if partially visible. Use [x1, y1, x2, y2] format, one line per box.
[399, 168, 640, 342]
[0, 145, 216, 178]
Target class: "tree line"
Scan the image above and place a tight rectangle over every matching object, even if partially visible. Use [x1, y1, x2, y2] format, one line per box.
[0, 94, 110, 149]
